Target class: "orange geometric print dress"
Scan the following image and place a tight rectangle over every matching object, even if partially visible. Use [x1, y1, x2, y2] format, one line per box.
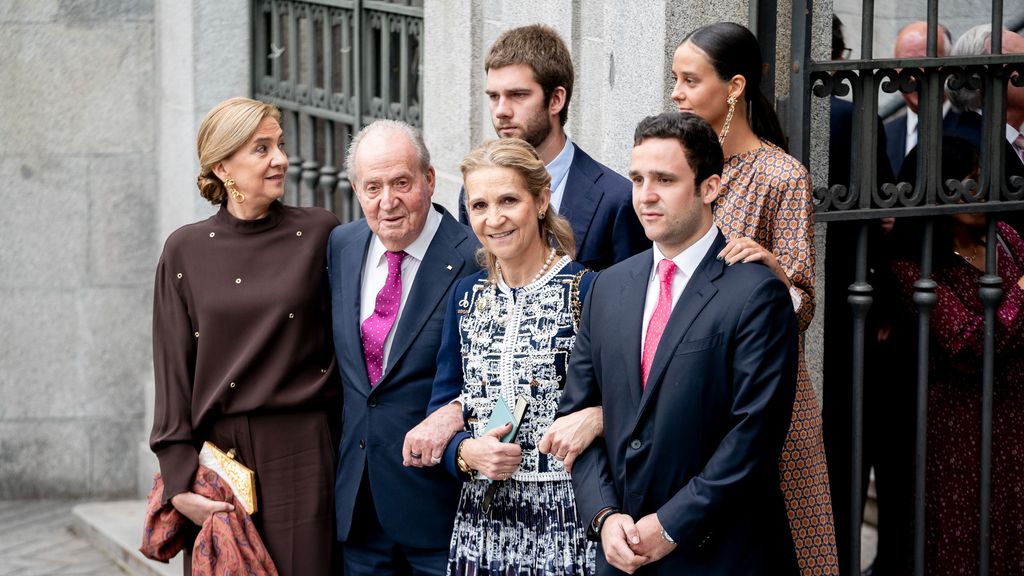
[715, 141, 839, 575]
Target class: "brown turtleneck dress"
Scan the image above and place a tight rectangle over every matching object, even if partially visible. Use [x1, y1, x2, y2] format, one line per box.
[150, 201, 341, 575]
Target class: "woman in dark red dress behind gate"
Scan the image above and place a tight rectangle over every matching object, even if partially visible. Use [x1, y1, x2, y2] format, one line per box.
[149, 97, 341, 575]
[890, 138, 1024, 575]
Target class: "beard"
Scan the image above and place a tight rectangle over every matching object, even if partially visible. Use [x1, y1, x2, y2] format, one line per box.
[521, 116, 551, 149]
[494, 109, 552, 150]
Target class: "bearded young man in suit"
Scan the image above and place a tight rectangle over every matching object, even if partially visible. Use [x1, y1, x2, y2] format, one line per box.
[327, 119, 479, 576]
[558, 112, 800, 575]
[458, 24, 649, 271]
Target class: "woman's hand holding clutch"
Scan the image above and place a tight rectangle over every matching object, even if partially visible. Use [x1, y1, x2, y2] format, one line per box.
[170, 491, 234, 526]
[461, 423, 522, 480]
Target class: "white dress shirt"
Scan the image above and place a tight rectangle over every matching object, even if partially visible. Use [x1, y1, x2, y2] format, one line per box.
[905, 100, 953, 155]
[640, 225, 719, 354]
[1006, 122, 1024, 165]
[360, 207, 442, 370]
[546, 137, 576, 213]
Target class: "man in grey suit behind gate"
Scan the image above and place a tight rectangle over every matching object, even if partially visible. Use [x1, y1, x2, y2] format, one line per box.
[327, 119, 479, 575]
[558, 112, 799, 575]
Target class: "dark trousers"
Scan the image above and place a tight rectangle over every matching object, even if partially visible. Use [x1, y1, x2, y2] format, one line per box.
[183, 409, 340, 576]
[342, 472, 449, 576]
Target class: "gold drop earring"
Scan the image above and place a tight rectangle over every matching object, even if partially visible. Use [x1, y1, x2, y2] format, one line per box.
[719, 95, 737, 146]
[225, 178, 245, 203]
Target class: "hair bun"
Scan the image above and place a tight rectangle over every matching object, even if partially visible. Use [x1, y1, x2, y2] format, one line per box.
[197, 173, 227, 204]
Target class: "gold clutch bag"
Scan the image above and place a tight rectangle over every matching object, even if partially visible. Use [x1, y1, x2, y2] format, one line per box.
[198, 441, 257, 515]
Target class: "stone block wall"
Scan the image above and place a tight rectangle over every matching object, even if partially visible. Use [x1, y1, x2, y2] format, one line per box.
[0, 0, 156, 498]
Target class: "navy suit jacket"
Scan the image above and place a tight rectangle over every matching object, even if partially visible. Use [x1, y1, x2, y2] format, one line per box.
[327, 205, 481, 549]
[460, 142, 649, 270]
[883, 108, 964, 177]
[897, 110, 1024, 235]
[558, 231, 799, 575]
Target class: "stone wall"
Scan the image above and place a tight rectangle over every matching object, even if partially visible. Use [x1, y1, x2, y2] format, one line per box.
[0, 0, 249, 499]
[0, 0, 156, 498]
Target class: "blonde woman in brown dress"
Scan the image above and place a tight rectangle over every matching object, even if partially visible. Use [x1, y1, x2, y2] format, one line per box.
[669, 22, 839, 575]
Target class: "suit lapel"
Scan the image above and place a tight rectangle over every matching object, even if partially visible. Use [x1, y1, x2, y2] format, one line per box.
[342, 228, 373, 390]
[376, 210, 468, 390]
[561, 145, 603, 253]
[619, 257, 651, 412]
[635, 235, 726, 419]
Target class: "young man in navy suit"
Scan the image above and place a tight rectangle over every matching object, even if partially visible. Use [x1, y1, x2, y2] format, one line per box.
[559, 113, 799, 575]
[458, 24, 649, 271]
[327, 120, 479, 575]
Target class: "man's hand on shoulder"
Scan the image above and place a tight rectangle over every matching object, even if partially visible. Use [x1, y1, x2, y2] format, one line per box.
[402, 402, 463, 467]
[601, 513, 648, 574]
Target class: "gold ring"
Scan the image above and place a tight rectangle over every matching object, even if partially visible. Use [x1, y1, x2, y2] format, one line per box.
[410, 451, 422, 459]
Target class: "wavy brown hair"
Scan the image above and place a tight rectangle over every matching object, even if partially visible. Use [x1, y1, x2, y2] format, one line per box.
[460, 138, 576, 281]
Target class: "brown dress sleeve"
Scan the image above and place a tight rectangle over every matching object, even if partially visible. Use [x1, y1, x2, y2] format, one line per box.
[150, 251, 199, 505]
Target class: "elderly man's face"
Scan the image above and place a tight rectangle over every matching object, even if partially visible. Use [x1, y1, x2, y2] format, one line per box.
[353, 131, 435, 252]
[997, 31, 1024, 120]
[893, 23, 948, 113]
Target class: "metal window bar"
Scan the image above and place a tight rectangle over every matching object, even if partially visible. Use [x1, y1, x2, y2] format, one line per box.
[790, 2, 1023, 575]
[253, 0, 423, 222]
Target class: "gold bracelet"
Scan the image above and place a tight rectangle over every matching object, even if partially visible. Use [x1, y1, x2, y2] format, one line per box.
[456, 439, 474, 476]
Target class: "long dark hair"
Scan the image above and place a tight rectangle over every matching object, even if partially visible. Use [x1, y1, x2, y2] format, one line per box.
[683, 22, 788, 151]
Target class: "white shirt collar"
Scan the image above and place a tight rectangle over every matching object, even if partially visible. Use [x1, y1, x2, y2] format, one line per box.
[650, 224, 719, 282]
[1006, 122, 1022, 143]
[368, 205, 442, 266]
[906, 101, 952, 135]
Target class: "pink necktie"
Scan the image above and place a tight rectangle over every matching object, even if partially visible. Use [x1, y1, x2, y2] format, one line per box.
[1014, 134, 1024, 164]
[641, 259, 677, 389]
[361, 250, 406, 386]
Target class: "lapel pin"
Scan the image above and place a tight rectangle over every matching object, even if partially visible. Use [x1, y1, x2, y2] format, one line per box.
[446, 264, 453, 270]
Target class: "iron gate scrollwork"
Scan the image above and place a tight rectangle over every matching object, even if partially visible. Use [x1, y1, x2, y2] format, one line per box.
[789, 2, 1024, 575]
[253, 0, 423, 222]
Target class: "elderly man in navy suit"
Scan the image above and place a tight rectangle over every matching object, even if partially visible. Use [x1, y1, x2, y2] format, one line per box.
[327, 119, 479, 575]
[559, 113, 799, 575]
[883, 21, 958, 176]
[458, 24, 649, 271]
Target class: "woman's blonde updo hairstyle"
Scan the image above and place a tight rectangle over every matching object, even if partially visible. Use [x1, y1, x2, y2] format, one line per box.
[459, 138, 576, 280]
[195, 97, 282, 204]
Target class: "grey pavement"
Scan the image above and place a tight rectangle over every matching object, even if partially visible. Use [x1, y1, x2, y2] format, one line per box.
[0, 500, 178, 576]
[0, 501, 126, 576]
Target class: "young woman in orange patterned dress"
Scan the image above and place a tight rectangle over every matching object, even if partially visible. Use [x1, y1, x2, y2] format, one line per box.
[669, 22, 839, 575]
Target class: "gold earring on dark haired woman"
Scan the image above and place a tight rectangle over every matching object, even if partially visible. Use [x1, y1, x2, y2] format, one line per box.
[225, 178, 245, 203]
[719, 95, 737, 146]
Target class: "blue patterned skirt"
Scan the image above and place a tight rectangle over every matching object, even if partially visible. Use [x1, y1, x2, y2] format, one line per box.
[447, 478, 596, 576]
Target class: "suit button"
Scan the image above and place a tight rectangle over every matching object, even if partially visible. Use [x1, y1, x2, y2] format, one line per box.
[359, 439, 366, 449]
[368, 397, 378, 408]
[630, 439, 642, 450]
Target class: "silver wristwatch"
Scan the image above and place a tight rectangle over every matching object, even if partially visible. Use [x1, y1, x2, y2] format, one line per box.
[661, 527, 676, 544]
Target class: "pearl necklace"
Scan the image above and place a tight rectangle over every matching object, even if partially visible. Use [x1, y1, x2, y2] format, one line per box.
[496, 247, 557, 287]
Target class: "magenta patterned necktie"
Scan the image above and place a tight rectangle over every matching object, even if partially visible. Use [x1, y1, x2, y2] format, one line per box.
[641, 259, 677, 389]
[1014, 134, 1024, 165]
[362, 250, 406, 386]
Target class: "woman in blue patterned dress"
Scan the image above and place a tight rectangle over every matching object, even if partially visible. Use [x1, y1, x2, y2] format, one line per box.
[434, 138, 597, 575]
